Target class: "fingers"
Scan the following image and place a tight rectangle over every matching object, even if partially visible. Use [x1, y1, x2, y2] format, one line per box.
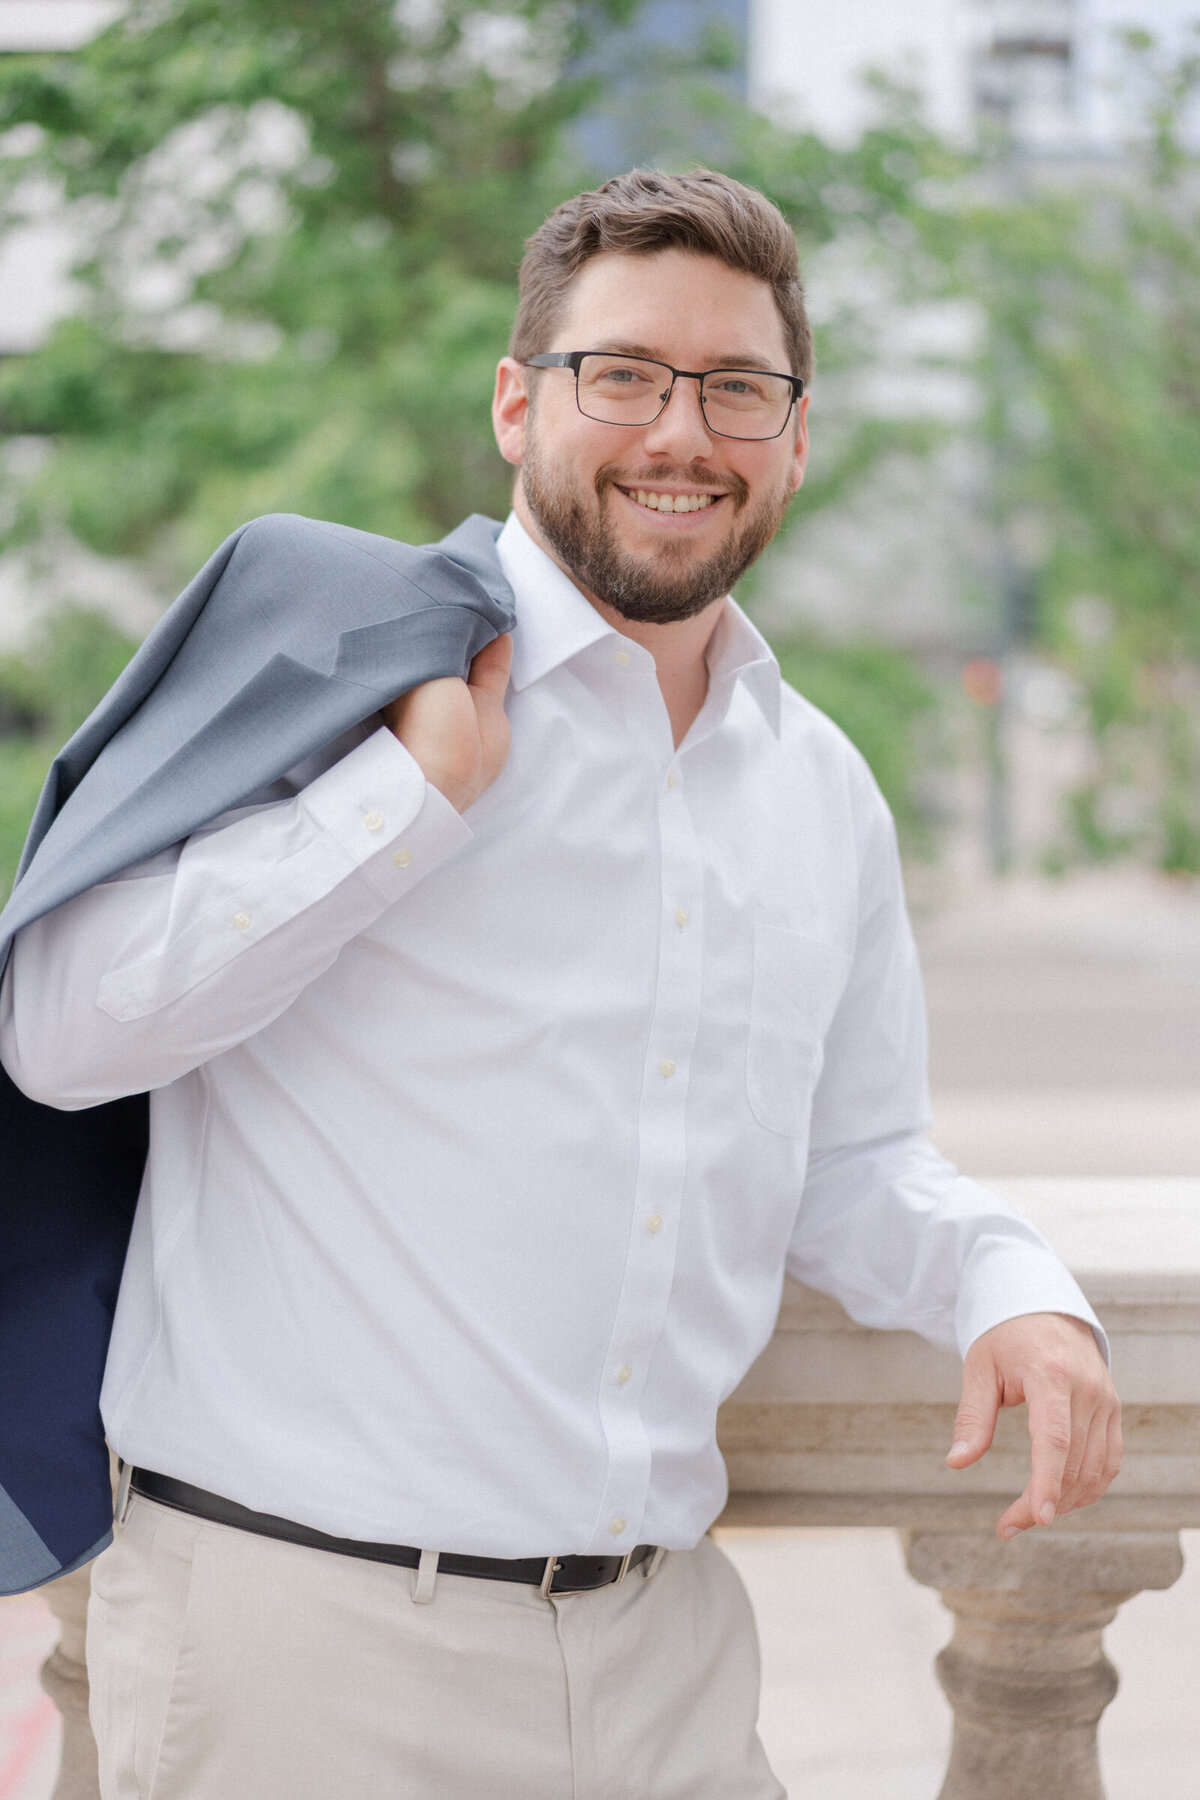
[1058, 1393, 1123, 1515]
[467, 632, 513, 700]
[995, 1383, 1073, 1539]
[948, 1314, 1121, 1544]
[945, 1345, 1000, 1470]
[996, 1326, 1120, 1540]
[381, 633, 514, 814]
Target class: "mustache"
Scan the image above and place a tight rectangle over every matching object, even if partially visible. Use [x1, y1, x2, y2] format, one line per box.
[595, 462, 749, 509]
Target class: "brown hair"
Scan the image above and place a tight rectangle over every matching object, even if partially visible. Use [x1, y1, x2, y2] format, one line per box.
[510, 168, 813, 383]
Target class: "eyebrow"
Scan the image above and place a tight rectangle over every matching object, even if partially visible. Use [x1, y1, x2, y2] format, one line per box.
[589, 339, 786, 372]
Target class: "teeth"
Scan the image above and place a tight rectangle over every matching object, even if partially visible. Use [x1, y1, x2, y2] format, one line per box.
[632, 490, 715, 513]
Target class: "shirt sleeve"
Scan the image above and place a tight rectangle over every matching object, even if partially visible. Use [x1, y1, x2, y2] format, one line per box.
[0, 725, 472, 1109]
[787, 760, 1108, 1363]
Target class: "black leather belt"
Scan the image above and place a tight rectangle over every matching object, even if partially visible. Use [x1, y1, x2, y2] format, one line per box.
[129, 1468, 655, 1597]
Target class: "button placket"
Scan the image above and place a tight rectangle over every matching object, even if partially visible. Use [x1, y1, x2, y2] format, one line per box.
[587, 749, 705, 1552]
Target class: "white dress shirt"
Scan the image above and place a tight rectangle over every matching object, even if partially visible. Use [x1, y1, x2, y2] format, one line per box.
[0, 515, 1101, 1557]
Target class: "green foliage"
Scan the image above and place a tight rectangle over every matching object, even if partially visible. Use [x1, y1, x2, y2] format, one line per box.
[773, 636, 937, 854]
[878, 33, 1200, 871]
[0, 609, 139, 898]
[0, 0, 636, 576]
[0, 607, 138, 741]
[0, 737, 56, 903]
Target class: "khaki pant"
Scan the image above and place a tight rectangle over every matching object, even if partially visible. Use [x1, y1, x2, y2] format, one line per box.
[87, 1496, 785, 1799]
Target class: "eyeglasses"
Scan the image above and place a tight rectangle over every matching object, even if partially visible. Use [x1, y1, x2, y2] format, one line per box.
[523, 351, 805, 441]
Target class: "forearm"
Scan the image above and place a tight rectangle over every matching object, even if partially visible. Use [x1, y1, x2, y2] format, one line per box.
[790, 1130, 1105, 1360]
[0, 727, 470, 1107]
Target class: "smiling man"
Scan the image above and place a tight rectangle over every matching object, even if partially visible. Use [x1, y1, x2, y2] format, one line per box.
[0, 170, 1120, 1800]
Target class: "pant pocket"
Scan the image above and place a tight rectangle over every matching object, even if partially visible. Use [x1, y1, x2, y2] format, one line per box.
[87, 1497, 203, 1800]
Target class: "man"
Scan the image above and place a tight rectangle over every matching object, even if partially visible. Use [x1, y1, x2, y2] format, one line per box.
[0, 168, 1119, 1799]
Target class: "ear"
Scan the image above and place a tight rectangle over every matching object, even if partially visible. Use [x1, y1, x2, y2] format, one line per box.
[493, 357, 530, 467]
[787, 392, 810, 496]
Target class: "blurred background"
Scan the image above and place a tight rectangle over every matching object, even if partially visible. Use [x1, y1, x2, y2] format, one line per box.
[0, 1, 1198, 1796]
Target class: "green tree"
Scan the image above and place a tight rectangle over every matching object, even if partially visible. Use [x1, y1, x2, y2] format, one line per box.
[0, 609, 139, 899]
[0, 0, 636, 580]
[928, 34, 1200, 868]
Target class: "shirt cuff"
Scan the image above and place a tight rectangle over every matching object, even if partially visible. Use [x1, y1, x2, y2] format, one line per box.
[298, 725, 472, 889]
[954, 1237, 1111, 1366]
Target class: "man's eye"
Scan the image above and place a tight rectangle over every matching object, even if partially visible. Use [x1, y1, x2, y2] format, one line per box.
[711, 377, 758, 397]
[600, 366, 648, 385]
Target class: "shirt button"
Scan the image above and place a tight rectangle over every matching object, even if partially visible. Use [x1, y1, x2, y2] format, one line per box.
[646, 1213, 663, 1234]
[614, 649, 630, 667]
[617, 1364, 632, 1386]
[232, 912, 251, 931]
[392, 847, 412, 868]
[364, 811, 384, 832]
[666, 769, 678, 789]
[674, 906, 689, 927]
[659, 1058, 675, 1079]
[609, 1517, 627, 1537]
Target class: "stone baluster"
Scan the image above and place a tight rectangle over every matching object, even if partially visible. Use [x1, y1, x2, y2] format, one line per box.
[41, 1564, 101, 1800]
[903, 1529, 1184, 1800]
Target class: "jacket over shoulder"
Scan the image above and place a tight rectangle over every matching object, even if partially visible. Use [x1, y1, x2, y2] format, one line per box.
[0, 511, 514, 1594]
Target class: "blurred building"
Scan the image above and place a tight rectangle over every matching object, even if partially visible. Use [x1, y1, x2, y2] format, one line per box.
[750, 0, 1200, 155]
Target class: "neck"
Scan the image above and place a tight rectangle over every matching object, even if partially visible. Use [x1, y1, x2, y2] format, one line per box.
[513, 496, 723, 747]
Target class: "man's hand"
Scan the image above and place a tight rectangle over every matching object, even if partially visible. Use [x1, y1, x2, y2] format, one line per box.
[945, 1312, 1122, 1541]
[383, 633, 513, 814]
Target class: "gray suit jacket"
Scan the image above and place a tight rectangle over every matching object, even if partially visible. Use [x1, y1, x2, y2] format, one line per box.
[0, 511, 515, 1593]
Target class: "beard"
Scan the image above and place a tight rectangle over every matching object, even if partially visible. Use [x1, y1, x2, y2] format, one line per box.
[519, 434, 794, 625]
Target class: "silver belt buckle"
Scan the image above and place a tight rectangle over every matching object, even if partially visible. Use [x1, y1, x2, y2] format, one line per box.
[539, 1549, 633, 1599]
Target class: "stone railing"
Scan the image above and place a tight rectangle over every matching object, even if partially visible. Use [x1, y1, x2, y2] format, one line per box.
[717, 1178, 1200, 1799]
[36, 1178, 1200, 1799]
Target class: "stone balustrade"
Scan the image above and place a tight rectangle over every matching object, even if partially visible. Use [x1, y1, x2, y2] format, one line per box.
[36, 1177, 1200, 1799]
[717, 1177, 1200, 1798]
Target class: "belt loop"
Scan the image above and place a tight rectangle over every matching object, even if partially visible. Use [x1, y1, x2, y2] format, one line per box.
[411, 1549, 439, 1605]
[642, 1547, 667, 1581]
[114, 1460, 133, 1528]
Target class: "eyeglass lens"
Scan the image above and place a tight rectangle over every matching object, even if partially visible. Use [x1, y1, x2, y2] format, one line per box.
[574, 355, 794, 439]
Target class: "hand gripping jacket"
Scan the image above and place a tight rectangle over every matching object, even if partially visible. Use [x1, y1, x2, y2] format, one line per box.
[0, 512, 515, 1593]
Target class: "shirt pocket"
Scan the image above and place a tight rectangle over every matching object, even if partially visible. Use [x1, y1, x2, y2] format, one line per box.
[746, 924, 853, 1136]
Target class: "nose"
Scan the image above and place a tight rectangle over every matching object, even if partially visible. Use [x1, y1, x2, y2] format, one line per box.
[641, 374, 714, 461]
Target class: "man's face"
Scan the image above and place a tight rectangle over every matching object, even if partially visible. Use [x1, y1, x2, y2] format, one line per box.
[492, 249, 809, 624]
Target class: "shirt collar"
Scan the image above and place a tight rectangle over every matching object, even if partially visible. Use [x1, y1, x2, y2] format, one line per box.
[496, 512, 781, 737]
[497, 515, 612, 691]
[700, 592, 781, 738]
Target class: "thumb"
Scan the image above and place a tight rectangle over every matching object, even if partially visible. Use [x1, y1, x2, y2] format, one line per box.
[946, 1353, 1000, 1468]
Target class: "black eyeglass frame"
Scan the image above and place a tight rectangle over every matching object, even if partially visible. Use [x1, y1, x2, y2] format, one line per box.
[523, 351, 806, 441]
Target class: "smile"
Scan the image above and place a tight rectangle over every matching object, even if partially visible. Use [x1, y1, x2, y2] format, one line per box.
[618, 488, 721, 514]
